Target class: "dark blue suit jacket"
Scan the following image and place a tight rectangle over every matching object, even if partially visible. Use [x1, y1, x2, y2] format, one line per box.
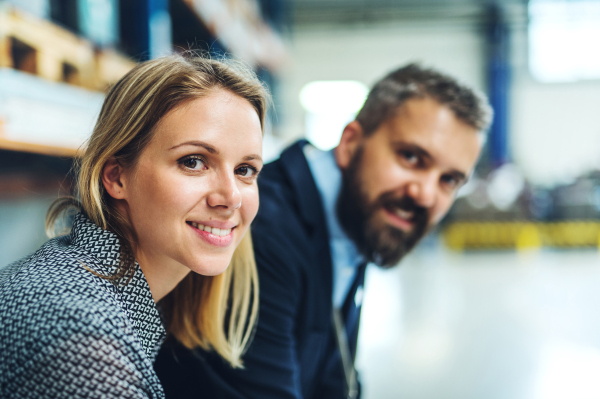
[155, 140, 367, 399]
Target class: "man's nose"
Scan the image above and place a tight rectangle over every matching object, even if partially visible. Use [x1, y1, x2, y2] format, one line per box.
[206, 171, 242, 211]
[406, 173, 437, 208]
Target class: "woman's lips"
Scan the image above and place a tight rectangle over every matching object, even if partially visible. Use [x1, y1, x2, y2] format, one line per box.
[188, 221, 233, 236]
[187, 221, 234, 247]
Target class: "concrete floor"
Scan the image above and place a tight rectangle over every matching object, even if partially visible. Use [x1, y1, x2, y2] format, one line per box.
[356, 243, 600, 399]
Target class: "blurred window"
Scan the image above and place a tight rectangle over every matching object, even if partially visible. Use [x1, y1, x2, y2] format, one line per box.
[5, 0, 49, 18]
[300, 81, 368, 151]
[79, 0, 119, 47]
[529, 0, 600, 82]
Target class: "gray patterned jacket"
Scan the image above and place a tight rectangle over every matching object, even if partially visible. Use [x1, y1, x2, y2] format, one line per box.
[0, 213, 166, 398]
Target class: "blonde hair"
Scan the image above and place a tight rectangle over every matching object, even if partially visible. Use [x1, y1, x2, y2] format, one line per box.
[46, 54, 268, 368]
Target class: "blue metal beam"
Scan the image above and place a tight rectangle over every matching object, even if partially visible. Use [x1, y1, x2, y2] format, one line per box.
[120, 0, 171, 61]
[487, 4, 511, 166]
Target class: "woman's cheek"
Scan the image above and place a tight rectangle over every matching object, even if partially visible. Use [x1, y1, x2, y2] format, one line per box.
[174, 176, 207, 201]
[241, 184, 260, 223]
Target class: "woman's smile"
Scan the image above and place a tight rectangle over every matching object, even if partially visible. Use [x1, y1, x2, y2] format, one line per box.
[187, 221, 235, 247]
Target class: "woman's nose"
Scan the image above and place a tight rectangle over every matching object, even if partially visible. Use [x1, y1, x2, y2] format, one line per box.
[206, 172, 242, 211]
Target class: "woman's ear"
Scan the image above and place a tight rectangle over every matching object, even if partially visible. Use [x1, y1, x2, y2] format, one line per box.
[335, 120, 364, 170]
[101, 157, 127, 200]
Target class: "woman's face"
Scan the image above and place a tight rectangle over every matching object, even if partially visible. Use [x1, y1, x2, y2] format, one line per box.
[113, 89, 262, 281]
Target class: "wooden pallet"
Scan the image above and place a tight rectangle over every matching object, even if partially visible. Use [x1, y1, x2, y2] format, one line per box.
[95, 48, 136, 91]
[0, 6, 137, 157]
[0, 136, 80, 157]
[0, 6, 135, 91]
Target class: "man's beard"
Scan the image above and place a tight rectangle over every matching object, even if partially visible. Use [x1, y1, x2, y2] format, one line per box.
[336, 146, 430, 268]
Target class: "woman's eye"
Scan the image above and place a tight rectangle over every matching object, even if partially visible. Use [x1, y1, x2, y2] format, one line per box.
[180, 156, 206, 171]
[236, 165, 258, 178]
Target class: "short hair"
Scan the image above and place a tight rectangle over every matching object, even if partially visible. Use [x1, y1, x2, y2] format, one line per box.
[356, 63, 493, 135]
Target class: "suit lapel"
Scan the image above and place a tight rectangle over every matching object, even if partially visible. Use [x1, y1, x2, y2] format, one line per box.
[278, 140, 325, 231]
[278, 140, 333, 328]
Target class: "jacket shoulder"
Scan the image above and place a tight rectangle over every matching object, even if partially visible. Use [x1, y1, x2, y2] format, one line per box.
[0, 237, 124, 345]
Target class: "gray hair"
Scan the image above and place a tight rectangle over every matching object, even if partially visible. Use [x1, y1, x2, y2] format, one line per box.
[356, 63, 493, 135]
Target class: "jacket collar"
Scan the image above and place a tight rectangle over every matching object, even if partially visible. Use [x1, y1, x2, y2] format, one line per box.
[70, 213, 166, 360]
[277, 140, 334, 317]
[278, 139, 327, 232]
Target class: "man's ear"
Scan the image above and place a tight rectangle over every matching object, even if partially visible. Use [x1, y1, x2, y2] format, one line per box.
[335, 120, 364, 170]
[101, 157, 127, 200]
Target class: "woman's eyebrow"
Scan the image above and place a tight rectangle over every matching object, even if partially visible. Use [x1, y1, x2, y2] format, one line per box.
[243, 154, 263, 162]
[169, 141, 218, 153]
[169, 142, 261, 163]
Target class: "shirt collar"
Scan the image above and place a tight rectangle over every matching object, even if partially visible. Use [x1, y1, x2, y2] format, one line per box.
[70, 213, 166, 359]
[304, 145, 349, 240]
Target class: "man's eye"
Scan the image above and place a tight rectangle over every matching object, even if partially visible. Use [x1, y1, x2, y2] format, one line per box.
[180, 156, 206, 170]
[399, 150, 418, 165]
[441, 175, 460, 188]
[235, 165, 258, 178]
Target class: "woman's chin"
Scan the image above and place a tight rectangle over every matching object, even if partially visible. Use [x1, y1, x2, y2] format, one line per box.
[187, 257, 233, 277]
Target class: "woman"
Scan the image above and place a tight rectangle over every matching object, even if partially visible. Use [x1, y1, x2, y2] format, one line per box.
[0, 54, 267, 398]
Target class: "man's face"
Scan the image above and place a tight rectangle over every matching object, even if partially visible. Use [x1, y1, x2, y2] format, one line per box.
[336, 97, 482, 267]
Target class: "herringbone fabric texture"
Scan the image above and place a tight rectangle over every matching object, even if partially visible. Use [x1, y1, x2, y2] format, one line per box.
[0, 213, 166, 398]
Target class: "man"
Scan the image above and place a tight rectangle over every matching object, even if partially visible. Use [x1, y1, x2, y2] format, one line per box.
[155, 64, 492, 398]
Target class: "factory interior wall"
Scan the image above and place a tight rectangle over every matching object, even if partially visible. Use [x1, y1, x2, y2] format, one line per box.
[509, 24, 600, 187]
[277, 19, 600, 188]
[277, 20, 487, 144]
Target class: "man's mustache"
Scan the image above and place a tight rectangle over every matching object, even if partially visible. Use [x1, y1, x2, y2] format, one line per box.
[374, 194, 429, 224]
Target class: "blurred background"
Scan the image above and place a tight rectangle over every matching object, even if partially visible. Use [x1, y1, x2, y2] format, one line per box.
[1, 0, 600, 397]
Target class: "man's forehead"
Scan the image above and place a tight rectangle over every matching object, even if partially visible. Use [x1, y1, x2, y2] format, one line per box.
[379, 98, 482, 173]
